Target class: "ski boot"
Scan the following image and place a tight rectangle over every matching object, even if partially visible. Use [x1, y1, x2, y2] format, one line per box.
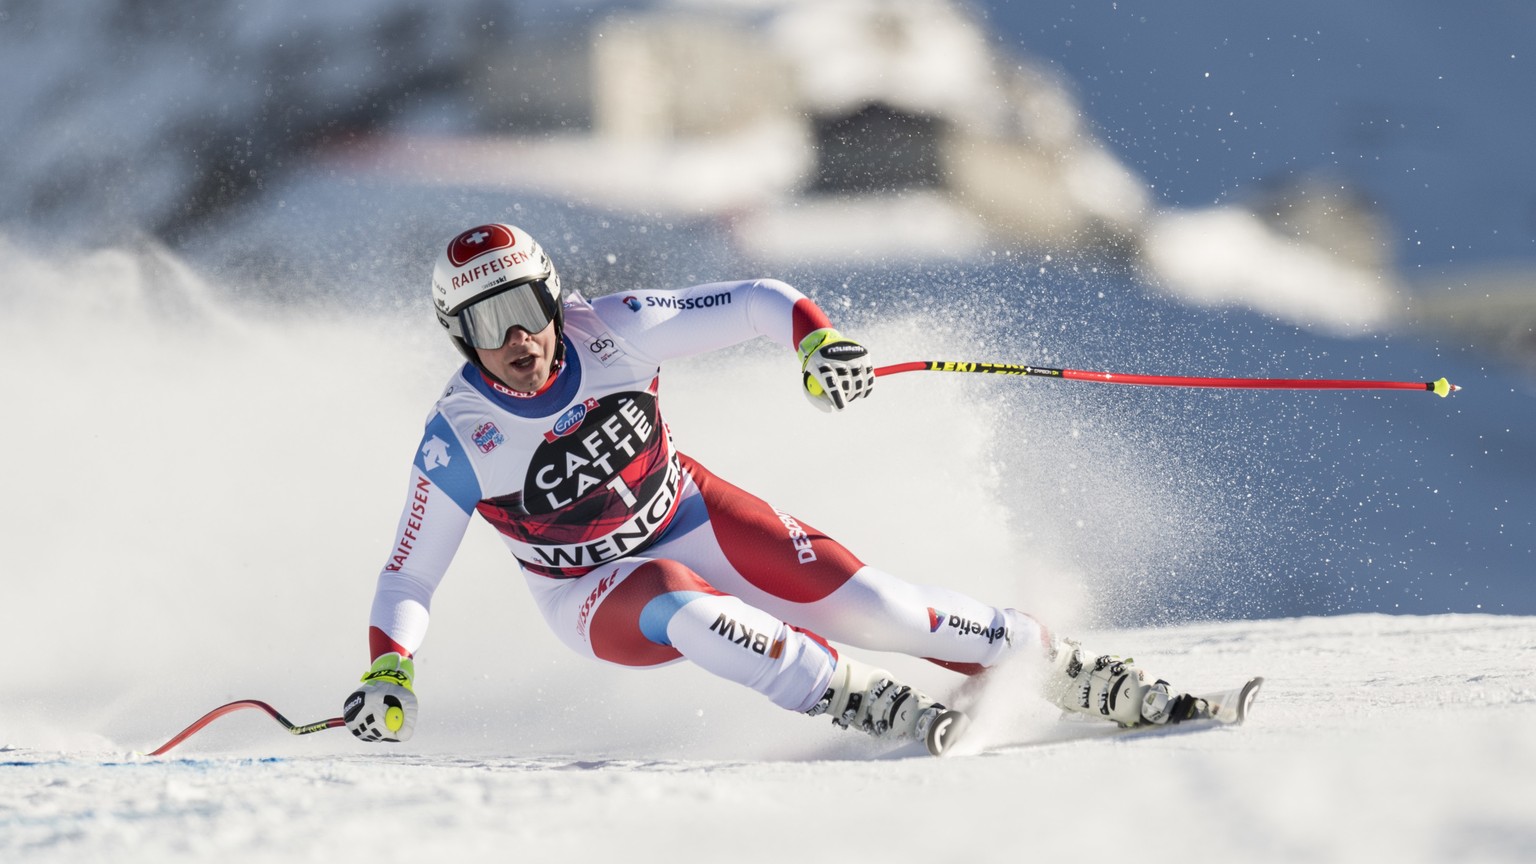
[1042, 638, 1205, 727]
[807, 657, 966, 756]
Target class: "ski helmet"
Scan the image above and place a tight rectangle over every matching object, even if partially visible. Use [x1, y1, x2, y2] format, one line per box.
[431, 223, 564, 366]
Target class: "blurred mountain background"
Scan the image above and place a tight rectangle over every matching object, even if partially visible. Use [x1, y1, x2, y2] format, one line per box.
[5, 1, 1532, 343]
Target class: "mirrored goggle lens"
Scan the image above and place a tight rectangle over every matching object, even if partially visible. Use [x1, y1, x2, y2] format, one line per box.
[458, 282, 553, 349]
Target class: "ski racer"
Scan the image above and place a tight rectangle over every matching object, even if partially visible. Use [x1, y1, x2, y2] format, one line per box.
[342, 223, 1203, 755]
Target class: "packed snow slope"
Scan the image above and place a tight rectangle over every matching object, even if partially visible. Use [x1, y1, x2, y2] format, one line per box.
[4, 616, 1533, 863]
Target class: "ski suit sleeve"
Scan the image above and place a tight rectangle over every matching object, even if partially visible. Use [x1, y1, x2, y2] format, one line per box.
[590, 279, 834, 360]
[366, 410, 483, 660]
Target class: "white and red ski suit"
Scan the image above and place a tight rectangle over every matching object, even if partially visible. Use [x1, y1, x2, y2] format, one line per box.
[368, 278, 1040, 713]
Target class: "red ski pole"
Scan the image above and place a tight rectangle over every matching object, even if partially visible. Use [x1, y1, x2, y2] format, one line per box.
[874, 360, 1460, 397]
[148, 700, 344, 756]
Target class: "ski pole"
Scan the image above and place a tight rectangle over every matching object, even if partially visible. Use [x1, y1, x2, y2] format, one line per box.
[148, 700, 344, 756]
[874, 361, 1460, 397]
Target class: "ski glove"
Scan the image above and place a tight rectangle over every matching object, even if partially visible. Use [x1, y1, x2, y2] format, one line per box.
[343, 652, 417, 743]
[798, 328, 875, 412]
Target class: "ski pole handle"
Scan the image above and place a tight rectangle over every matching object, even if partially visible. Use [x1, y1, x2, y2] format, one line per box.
[874, 360, 1459, 397]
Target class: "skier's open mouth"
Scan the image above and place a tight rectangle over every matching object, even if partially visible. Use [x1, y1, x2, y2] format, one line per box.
[510, 355, 537, 370]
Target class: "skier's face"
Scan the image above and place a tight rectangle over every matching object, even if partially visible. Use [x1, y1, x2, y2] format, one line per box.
[474, 320, 559, 394]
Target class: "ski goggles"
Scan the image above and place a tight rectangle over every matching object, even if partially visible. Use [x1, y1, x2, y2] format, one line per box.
[457, 280, 555, 350]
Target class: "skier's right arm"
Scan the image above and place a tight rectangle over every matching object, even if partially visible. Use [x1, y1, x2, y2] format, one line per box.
[592, 278, 827, 360]
[591, 278, 873, 411]
[345, 414, 482, 743]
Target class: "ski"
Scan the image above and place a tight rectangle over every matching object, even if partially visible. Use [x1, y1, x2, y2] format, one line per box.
[1177, 676, 1264, 726]
[924, 677, 1261, 757]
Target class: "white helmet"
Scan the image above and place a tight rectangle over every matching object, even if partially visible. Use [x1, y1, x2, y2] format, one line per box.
[431, 223, 564, 364]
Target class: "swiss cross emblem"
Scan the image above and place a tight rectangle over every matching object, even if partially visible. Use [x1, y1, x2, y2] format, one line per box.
[447, 224, 516, 267]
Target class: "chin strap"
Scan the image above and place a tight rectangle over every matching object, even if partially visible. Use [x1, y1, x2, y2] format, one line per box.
[477, 329, 567, 399]
[482, 360, 563, 399]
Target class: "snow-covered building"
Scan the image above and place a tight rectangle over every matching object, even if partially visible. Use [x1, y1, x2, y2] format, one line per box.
[459, 0, 1151, 260]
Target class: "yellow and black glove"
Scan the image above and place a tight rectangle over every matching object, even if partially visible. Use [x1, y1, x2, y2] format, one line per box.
[343, 653, 417, 743]
[798, 328, 875, 412]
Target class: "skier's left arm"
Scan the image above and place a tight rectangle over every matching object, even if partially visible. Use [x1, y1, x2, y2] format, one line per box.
[345, 411, 482, 744]
[592, 279, 874, 411]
